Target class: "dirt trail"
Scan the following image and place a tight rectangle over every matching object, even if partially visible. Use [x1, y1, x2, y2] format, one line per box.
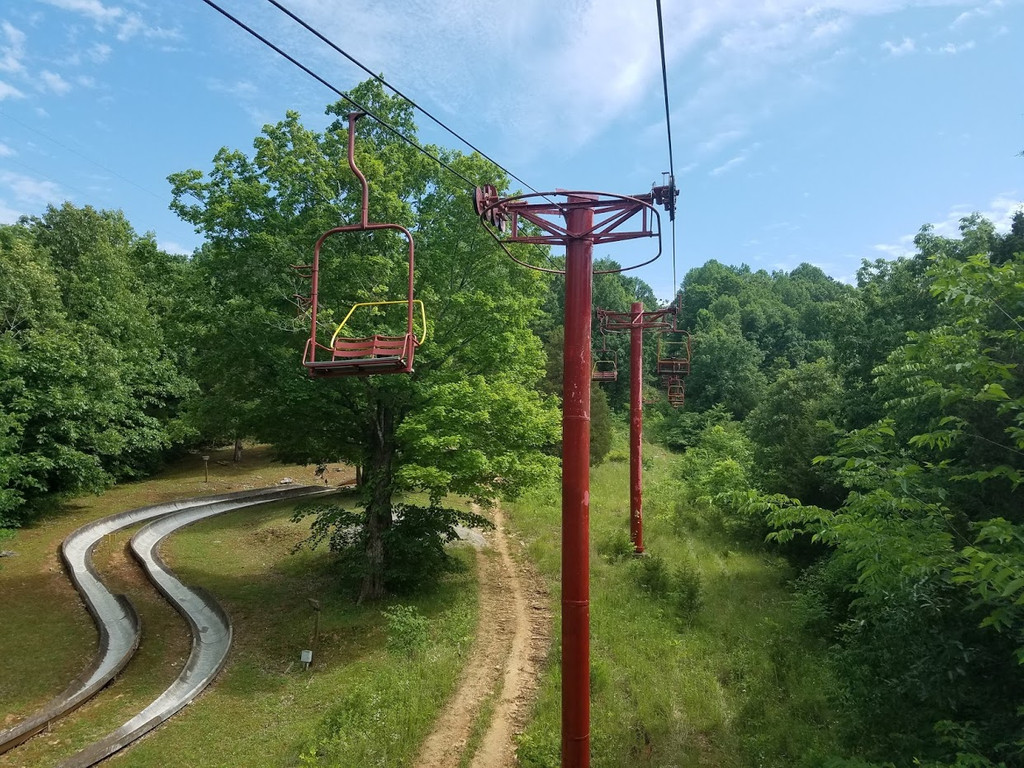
[413, 507, 550, 768]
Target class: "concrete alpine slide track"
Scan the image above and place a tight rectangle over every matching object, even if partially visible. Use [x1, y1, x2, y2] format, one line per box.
[0, 484, 339, 765]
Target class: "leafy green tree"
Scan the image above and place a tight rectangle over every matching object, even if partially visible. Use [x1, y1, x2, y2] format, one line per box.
[677, 260, 852, 374]
[169, 81, 560, 600]
[685, 311, 766, 418]
[674, 419, 773, 545]
[589, 384, 613, 465]
[766, 227, 1024, 765]
[745, 359, 843, 506]
[0, 206, 193, 526]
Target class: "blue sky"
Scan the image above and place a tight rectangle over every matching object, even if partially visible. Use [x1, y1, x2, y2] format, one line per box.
[0, 0, 1020, 300]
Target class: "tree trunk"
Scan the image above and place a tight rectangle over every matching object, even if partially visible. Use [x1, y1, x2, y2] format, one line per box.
[358, 401, 396, 603]
[355, 464, 363, 488]
[233, 436, 243, 463]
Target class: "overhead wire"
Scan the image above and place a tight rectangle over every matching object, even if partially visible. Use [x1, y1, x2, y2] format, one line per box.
[204, 1, 673, 276]
[262, 0, 548, 199]
[654, 0, 679, 300]
[0, 107, 164, 201]
[202, 0, 563, 271]
[200, 0, 479, 192]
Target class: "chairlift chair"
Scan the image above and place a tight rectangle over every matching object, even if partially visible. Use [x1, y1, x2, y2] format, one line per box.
[666, 377, 686, 408]
[656, 332, 692, 377]
[591, 331, 618, 382]
[295, 112, 426, 378]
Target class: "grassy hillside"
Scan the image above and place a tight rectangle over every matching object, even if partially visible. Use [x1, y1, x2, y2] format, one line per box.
[506, 429, 841, 767]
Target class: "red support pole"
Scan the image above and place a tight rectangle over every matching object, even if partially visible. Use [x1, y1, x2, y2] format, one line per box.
[474, 185, 669, 768]
[562, 199, 594, 768]
[629, 301, 644, 555]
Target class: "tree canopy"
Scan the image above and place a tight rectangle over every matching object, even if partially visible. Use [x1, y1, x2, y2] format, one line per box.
[168, 81, 560, 599]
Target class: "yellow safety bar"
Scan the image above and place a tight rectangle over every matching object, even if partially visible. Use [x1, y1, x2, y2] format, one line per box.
[657, 336, 689, 358]
[329, 300, 428, 348]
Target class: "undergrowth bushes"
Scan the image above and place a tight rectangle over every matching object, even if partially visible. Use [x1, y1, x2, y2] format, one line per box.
[628, 552, 703, 624]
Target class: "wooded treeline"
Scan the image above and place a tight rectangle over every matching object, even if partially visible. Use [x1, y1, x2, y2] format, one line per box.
[666, 212, 1024, 767]
[1, 78, 1021, 765]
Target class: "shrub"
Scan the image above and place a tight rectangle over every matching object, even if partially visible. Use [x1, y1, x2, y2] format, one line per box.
[596, 527, 634, 562]
[628, 552, 703, 624]
[517, 729, 559, 768]
[382, 604, 429, 656]
[671, 561, 703, 623]
[629, 553, 672, 597]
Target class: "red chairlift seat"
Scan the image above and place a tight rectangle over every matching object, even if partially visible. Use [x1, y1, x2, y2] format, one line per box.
[591, 360, 618, 382]
[666, 377, 686, 408]
[656, 333, 692, 377]
[591, 328, 618, 382]
[305, 339, 410, 376]
[591, 348, 618, 383]
[295, 112, 426, 378]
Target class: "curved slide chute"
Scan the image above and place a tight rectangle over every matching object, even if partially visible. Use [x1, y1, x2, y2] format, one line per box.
[0, 485, 333, 758]
[59, 485, 338, 768]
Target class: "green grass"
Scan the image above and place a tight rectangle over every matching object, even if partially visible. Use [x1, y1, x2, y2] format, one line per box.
[505, 429, 841, 768]
[0, 448, 479, 768]
[457, 683, 501, 768]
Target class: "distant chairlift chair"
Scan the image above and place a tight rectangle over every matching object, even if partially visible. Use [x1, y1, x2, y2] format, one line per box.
[655, 332, 692, 377]
[591, 332, 618, 383]
[666, 377, 686, 408]
[296, 111, 426, 378]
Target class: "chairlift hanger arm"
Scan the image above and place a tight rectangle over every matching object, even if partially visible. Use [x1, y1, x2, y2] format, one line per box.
[301, 112, 422, 378]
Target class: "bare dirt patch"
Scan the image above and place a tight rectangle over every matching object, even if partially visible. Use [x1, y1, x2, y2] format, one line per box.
[413, 506, 551, 768]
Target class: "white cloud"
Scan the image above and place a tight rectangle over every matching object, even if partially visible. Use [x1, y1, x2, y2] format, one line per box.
[873, 195, 1023, 258]
[935, 40, 976, 54]
[189, 0, 996, 169]
[882, 36, 916, 55]
[0, 80, 24, 100]
[698, 129, 745, 155]
[931, 194, 1023, 236]
[157, 239, 192, 255]
[872, 236, 915, 259]
[0, 21, 26, 74]
[950, 0, 1004, 28]
[207, 78, 258, 99]
[38, 0, 123, 25]
[710, 155, 746, 176]
[810, 17, 851, 40]
[88, 42, 111, 62]
[709, 141, 761, 176]
[0, 142, 14, 157]
[0, 199, 22, 224]
[114, 13, 143, 41]
[38, 0, 180, 42]
[38, 70, 72, 95]
[0, 170, 65, 206]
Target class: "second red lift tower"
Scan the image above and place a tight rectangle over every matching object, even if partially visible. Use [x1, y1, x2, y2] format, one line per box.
[597, 304, 675, 553]
[476, 184, 674, 768]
